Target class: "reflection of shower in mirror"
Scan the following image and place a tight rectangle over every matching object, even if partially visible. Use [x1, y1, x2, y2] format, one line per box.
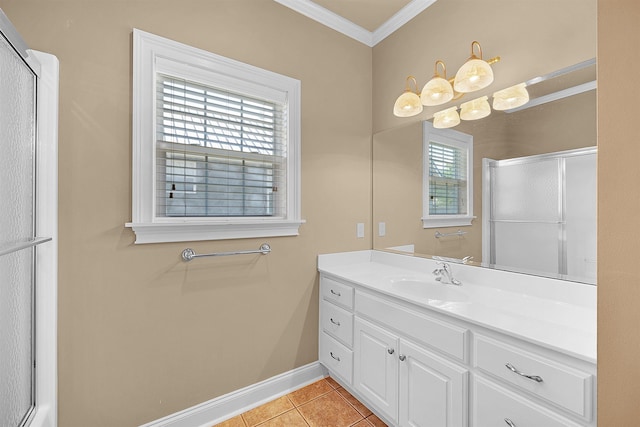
[482, 147, 597, 284]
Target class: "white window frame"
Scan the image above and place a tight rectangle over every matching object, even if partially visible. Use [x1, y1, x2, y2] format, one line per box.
[126, 29, 303, 244]
[422, 121, 475, 228]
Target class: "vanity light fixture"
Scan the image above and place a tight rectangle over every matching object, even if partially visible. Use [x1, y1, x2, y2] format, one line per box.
[492, 83, 530, 110]
[459, 96, 491, 120]
[433, 106, 460, 129]
[393, 75, 423, 117]
[420, 60, 454, 106]
[454, 41, 497, 93]
[393, 41, 500, 118]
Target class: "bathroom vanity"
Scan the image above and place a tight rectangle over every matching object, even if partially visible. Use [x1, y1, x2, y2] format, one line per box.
[317, 250, 596, 427]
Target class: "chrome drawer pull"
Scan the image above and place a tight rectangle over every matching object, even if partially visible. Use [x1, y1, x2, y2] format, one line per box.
[330, 289, 341, 297]
[505, 363, 544, 383]
[387, 348, 395, 355]
[504, 418, 516, 427]
[330, 352, 341, 362]
[330, 318, 341, 326]
[399, 354, 406, 362]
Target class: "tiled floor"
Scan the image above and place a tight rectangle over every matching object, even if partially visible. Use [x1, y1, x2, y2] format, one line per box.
[213, 377, 387, 427]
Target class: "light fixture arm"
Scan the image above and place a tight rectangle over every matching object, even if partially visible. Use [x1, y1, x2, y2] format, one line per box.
[404, 75, 419, 94]
[434, 60, 447, 78]
[471, 40, 483, 59]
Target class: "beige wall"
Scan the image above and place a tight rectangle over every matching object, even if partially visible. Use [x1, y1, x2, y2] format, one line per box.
[597, 0, 640, 423]
[0, 1, 372, 425]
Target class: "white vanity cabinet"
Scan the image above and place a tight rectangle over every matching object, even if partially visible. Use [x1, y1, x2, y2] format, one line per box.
[318, 266, 596, 427]
[353, 316, 468, 426]
[318, 276, 355, 385]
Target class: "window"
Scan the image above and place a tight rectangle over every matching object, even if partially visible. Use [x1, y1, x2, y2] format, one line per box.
[127, 29, 303, 244]
[422, 121, 474, 228]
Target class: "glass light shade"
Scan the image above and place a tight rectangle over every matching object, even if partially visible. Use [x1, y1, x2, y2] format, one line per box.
[433, 107, 460, 129]
[454, 58, 494, 93]
[393, 91, 423, 117]
[460, 96, 491, 121]
[492, 83, 530, 110]
[421, 77, 454, 106]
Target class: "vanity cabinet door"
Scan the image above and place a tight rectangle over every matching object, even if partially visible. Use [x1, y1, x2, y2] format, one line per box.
[399, 340, 468, 427]
[354, 318, 399, 424]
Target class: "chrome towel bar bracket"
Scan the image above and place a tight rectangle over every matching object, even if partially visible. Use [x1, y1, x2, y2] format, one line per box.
[181, 243, 271, 262]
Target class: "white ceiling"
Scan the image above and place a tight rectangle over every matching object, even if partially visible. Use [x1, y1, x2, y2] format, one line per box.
[273, 0, 437, 47]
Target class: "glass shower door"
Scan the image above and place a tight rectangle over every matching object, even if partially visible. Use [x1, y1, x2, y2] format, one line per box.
[0, 31, 39, 427]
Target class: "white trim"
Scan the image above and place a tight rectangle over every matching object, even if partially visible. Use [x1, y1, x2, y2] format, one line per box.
[130, 29, 303, 244]
[372, 0, 438, 46]
[139, 362, 327, 427]
[31, 49, 59, 427]
[126, 220, 305, 244]
[273, 0, 373, 46]
[421, 216, 475, 229]
[422, 121, 474, 229]
[273, 0, 438, 47]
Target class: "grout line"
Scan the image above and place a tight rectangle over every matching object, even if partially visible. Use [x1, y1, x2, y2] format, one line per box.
[294, 408, 311, 427]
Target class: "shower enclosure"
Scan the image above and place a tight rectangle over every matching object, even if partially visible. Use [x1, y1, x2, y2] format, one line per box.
[0, 9, 58, 427]
[482, 147, 597, 284]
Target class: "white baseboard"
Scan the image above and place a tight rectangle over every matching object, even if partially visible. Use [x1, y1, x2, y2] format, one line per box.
[139, 361, 327, 427]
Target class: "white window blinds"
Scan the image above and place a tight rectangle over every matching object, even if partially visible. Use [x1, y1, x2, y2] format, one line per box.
[428, 142, 468, 215]
[156, 75, 287, 218]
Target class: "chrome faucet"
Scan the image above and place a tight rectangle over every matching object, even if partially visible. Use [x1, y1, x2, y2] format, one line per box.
[433, 261, 462, 286]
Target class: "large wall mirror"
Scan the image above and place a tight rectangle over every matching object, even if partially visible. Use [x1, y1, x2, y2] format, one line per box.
[373, 60, 596, 284]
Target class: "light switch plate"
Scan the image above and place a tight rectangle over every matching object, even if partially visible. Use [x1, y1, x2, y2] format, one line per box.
[356, 223, 365, 238]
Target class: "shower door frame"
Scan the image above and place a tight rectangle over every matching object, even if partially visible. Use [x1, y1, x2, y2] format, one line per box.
[0, 10, 59, 427]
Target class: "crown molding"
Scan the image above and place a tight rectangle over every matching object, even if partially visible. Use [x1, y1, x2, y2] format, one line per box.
[273, 0, 373, 46]
[372, 0, 438, 45]
[273, 0, 437, 47]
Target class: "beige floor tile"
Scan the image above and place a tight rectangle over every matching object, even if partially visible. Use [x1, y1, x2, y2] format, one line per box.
[365, 414, 388, 427]
[297, 391, 363, 427]
[336, 387, 373, 418]
[350, 420, 372, 427]
[214, 414, 246, 427]
[256, 409, 309, 427]
[241, 396, 294, 427]
[287, 379, 334, 406]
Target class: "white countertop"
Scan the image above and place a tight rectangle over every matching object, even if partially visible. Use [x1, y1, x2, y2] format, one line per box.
[318, 250, 597, 364]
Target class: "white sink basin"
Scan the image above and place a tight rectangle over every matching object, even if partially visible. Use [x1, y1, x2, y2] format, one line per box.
[389, 277, 469, 302]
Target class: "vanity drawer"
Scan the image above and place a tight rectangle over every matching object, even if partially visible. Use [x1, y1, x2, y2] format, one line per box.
[321, 276, 354, 310]
[321, 300, 354, 347]
[473, 334, 593, 419]
[472, 375, 583, 427]
[356, 291, 468, 361]
[319, 332, 353, 385]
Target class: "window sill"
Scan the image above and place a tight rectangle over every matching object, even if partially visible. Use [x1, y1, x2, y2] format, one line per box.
[422, 216, 475, 229]
[125, 219, 305, 244]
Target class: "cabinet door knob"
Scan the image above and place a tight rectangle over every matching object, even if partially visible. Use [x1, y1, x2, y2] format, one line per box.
[330, 289, 341, 297]
[387, 348, 395, 355]
[504, 418, 516, 427]
[505, 363, 543, 383]
[330, 352, 341, 362]
[399, 354, 406, 361]
[330, 318, 341, 326]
